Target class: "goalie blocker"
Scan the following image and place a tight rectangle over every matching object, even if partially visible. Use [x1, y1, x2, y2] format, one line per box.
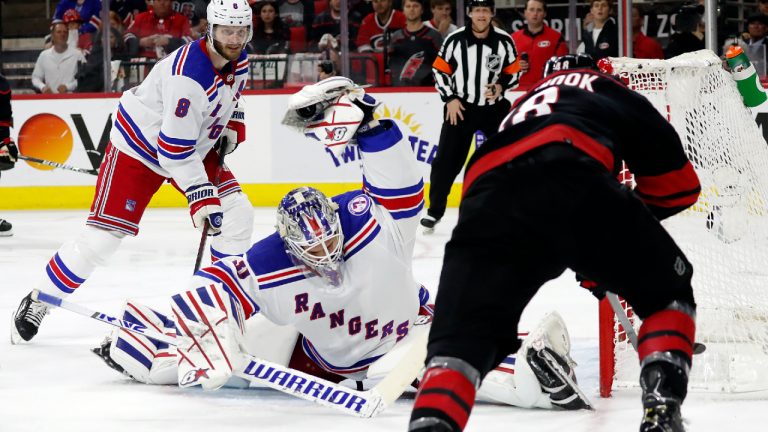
[410, 56, 700, 432]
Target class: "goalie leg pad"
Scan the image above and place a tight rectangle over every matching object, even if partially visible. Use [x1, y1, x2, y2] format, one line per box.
[522, 312, 592, 410]
[476, 354, 551, 409]
[100, 301, 178, 384]
[210, 192, 254, 262]
[172, 283, 245, 390]
[37, 226, 123, 296]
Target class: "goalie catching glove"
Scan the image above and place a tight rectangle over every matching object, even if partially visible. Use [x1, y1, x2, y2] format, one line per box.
[185, 182, 223, 234]
[281, 76, 381, 157]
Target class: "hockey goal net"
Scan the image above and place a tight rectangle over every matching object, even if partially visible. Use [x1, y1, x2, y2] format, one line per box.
[599, 50, 768, 397]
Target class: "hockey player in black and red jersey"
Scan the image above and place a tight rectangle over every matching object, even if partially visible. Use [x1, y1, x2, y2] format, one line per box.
[0, 74, 17, 237]
[409, 54, 700, 432]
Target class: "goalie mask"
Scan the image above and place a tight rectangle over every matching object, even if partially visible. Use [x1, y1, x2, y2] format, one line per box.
[277, 187, 345, 286]
[206, 0, 253, 61]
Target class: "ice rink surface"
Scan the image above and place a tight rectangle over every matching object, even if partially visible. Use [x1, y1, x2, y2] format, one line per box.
[0, 208, 764, 432]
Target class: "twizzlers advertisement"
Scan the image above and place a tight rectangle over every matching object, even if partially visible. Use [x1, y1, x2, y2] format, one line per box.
[3, 91, 460, 187]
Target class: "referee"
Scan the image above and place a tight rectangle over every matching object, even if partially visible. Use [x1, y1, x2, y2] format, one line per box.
[421, 0, 520, 231]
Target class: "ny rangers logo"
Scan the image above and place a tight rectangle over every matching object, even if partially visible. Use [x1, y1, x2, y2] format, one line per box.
[485, 54, 502, 74]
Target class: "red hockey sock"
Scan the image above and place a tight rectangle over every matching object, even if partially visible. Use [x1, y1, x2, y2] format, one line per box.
[410, 367, 477, 432]
[638, 308, 696, 364]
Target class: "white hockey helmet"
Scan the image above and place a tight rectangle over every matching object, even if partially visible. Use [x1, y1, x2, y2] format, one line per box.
[206, 0, 253, 56]
[277, 187, 345, 287]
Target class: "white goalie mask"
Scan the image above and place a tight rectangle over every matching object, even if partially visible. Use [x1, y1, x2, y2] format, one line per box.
[206, 0, 253, 59]
[277, 187, 345, 286]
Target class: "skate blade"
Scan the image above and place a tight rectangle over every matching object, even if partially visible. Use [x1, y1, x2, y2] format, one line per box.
[422, 226, 435, 235]
[9, 313, 24, 345]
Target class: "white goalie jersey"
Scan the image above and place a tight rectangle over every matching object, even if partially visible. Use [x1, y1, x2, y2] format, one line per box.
[110, 38, 248, 192]
[192, 121, 427, 377]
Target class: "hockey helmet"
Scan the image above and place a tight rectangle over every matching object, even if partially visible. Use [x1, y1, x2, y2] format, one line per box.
[277, 187, 345, 287]
[543, 54, 598, 77]
[206, 0, 253, 58]
[466, 0, 495, 16]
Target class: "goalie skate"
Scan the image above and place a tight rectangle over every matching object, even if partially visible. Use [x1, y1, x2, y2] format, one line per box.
[523, 312, 593, 410]
[91, 336, 137, 381]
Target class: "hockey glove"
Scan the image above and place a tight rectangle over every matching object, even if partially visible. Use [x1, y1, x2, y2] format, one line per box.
[0, 138, 18, 171]
[185, 182, 223, 235]
[575, 273, 606, 300]
[220, 105, 245, 155]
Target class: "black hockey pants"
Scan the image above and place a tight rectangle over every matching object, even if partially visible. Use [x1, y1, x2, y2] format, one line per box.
[426, 144, 697, 378]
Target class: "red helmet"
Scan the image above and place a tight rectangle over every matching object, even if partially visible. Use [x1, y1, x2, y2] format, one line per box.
[62, 9, 83, 24]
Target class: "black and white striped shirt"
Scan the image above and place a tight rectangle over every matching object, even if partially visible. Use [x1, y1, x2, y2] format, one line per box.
[432, 26, 520, 106]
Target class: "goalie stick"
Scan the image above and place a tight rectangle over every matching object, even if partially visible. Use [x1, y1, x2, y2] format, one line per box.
[32, 289, 427, 417]
[19, 154, 99, 175]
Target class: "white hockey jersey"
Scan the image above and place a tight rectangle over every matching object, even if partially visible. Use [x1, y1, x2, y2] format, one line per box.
[110, 38, 248, 192]
[190, 121, 427, 378]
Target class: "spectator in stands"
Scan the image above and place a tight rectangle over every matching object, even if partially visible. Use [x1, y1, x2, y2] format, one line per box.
[745, 13, 768, 47]
[279, 0, 314, 44]
[124, 0, 193, 59]
[511, 0, 567, 86]
[577, 0, 617, 60]
[191, 15, 209, 40]
[62, 9, 94, 53]
[389, 0, 442, 86]
[250, 1, 291, 54]
[76, 26, 129, 92]
[53, 0, 102, 36]
[356, 0, 406, 52]
[424, 0, 457, 37]
[312, 0, 356, 50]
[665, 3, 704, 59]
[174, 0, 209, 28]
[110, 0, 147, 28]
[632, 4, 663, 59]
[32, 23, 86, 94]
[109, 10, 126, 34]
[758, 0, 768, 16]
[317, 58, 337, 80]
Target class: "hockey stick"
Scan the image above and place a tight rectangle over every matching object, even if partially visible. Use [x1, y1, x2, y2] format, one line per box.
[193, 148, 226, 273]
[606, 292, 706, 355]
[19, 154, 98, 175]
[32, 289, 427, 417]
[606, 292, 639, 349]
[33, 290, 180, 346]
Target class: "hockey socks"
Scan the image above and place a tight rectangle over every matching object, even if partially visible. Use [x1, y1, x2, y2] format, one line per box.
[409, 357, 480, 432]
[39, 226, 123, 296]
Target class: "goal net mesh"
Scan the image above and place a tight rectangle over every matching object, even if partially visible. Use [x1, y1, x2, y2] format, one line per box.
[600, 50, 768, 394]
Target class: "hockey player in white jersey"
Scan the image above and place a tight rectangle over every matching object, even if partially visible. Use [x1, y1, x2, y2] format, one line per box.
[91, 78, 590, 411]
[11, 0, 256, 344]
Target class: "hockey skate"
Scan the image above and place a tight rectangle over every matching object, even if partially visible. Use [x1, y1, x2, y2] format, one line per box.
[640, 363, 686, 432]
[420, 215, 440, 234]
[10, 292, 49, 344]
[523, 312, 593, 410]
[0, 218, 12, 237]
